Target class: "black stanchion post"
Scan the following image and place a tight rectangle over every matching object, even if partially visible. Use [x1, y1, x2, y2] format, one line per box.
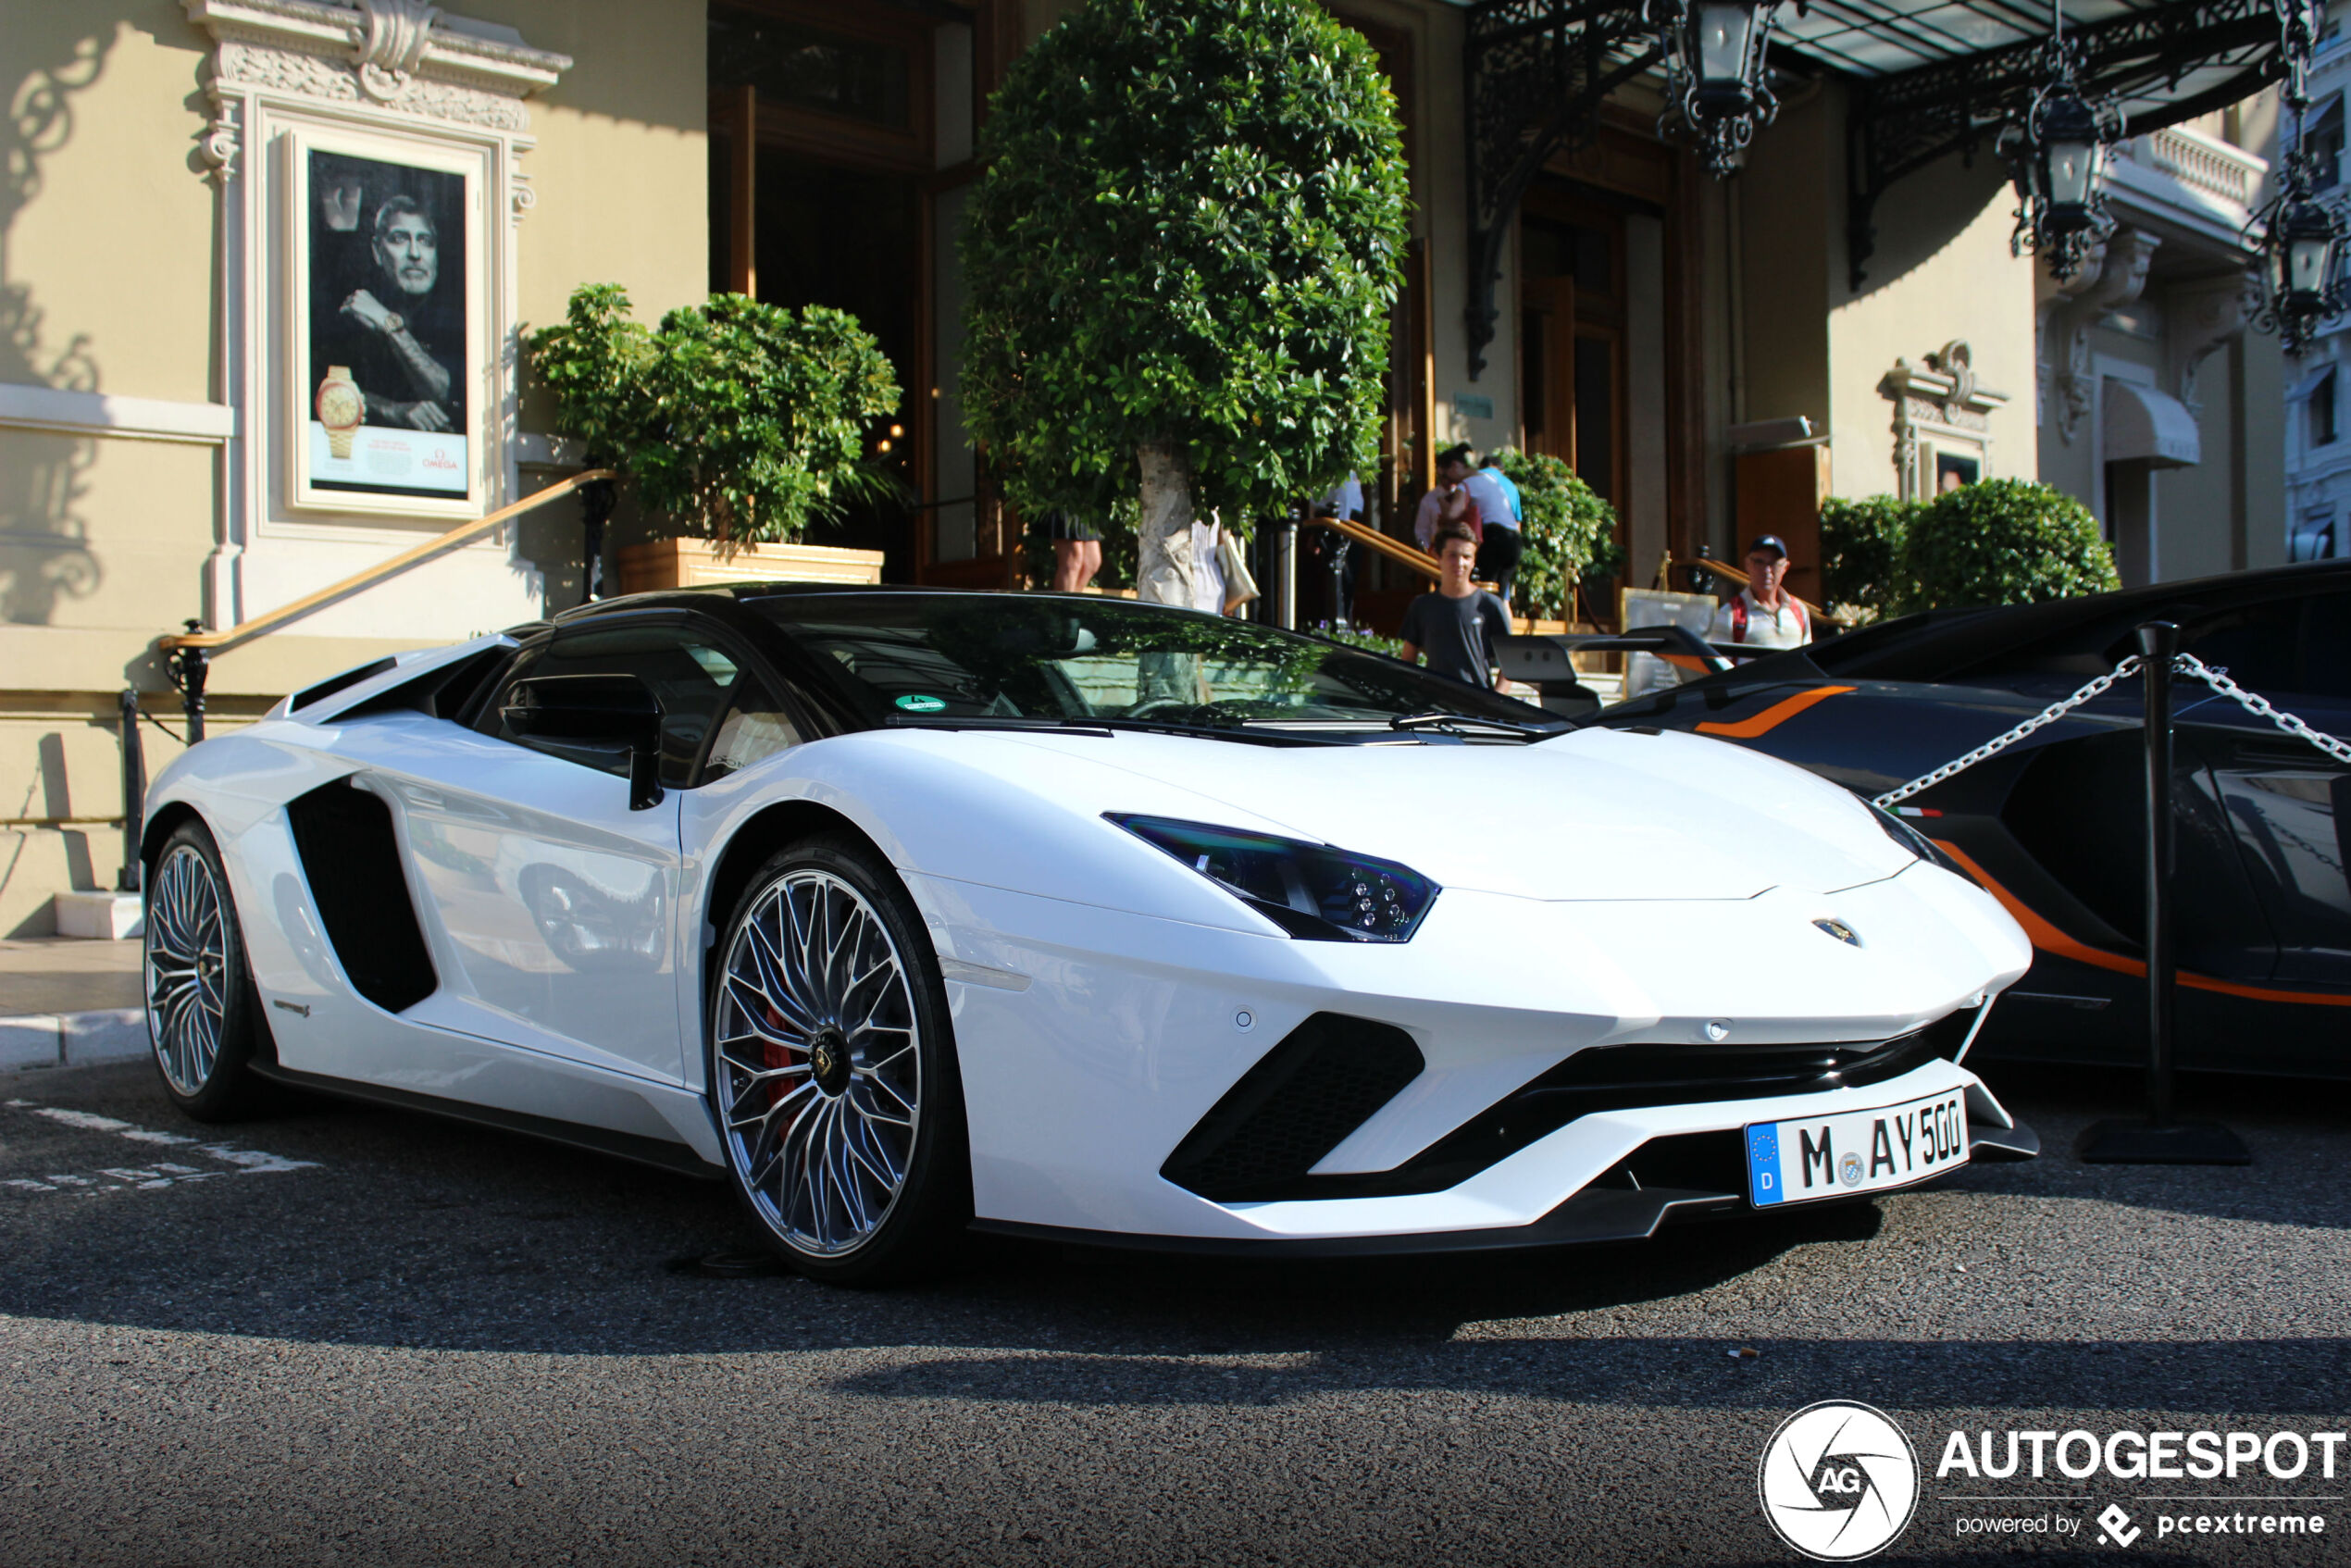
[173, 621, 209, 746]
[2078, 621, 2249, 1164]
[116, 688, 145, 894]
[580, 475, 616, 605]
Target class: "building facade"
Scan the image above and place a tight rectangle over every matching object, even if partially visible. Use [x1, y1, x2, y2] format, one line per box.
[0, 0, 2293, 933]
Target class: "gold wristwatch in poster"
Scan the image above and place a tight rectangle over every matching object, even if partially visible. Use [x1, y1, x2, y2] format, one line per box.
[316, 365, 363, 458]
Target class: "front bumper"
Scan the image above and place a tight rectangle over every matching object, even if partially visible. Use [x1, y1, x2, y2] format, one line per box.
[906, 863, 2033, 1249]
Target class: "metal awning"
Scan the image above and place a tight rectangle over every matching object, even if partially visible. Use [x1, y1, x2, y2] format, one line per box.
[2104, 378, 2203, 467]
[1462, 0, 2303, 375]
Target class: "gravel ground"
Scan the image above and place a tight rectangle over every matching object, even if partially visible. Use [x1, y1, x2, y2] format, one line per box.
[1, 1059, 2346, 1568]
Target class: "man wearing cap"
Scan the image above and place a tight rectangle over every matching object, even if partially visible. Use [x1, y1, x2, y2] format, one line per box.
[1710, 535, 1811, 651]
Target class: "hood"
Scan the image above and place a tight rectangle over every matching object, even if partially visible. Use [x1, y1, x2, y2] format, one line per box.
[982, 726, 1913, 901]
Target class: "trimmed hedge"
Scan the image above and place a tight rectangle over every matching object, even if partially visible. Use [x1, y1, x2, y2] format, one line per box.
[1818, 479, 2119, 621]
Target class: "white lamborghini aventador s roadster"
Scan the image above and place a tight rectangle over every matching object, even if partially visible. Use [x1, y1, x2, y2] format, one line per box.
[141, 586, 2036, 1282]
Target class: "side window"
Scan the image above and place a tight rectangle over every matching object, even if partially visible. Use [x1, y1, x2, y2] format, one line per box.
[702, 678, 804, 782]
[486, 622, 747, 788]
[2295, 592, 2351, 701]
[2180, 600, 2305, 701]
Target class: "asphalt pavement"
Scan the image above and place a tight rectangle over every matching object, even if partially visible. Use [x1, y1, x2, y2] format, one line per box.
[2, 1056, 2347, 1568]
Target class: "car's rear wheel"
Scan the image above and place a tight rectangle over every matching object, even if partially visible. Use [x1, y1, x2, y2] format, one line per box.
[709, 836, 969, 1286]
[145, 819, 269, 1121]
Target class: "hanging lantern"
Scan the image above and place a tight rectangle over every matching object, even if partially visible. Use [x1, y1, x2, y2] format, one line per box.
[1998, 36, 2122, 283]
[2034, 92, 2104, 236]
[1655, 0, 1782, 179]
[2247, 143, 2350, 354]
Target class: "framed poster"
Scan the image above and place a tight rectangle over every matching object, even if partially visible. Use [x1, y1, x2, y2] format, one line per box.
[286, 128, 487, 516]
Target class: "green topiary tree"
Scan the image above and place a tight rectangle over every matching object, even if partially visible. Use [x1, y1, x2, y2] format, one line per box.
[527, 284, 899, 544]
[1819, 493, 1917, 626]
[1487, 447, 1620, 621]
[959, 0, 1411, 608]
[1900, 479, 2120, 613]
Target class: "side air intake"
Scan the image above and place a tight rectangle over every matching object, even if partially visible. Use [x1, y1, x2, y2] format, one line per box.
[285, 778, 438, 1014]
[1161, 1014, 1424, 1201]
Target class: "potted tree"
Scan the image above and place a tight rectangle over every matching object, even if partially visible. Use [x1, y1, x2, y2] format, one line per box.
[958, 0, 1410, 607]
[526, 284, 901, 592]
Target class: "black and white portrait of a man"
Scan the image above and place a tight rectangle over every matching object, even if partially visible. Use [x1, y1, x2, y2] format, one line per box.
[305, 147, 470, 498]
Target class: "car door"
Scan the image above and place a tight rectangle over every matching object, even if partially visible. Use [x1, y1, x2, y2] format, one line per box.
[355, 613, 749, 1082]
[2183, 591, 2351, 989]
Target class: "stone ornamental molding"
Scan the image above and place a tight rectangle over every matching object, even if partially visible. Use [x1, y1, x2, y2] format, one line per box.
[2040, 227, 2163, 444]
[185, 0, 571, 179]
[1884, 341, 2012, 502]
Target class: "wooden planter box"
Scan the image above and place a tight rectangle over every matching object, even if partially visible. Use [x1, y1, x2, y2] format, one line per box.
[616, 538, 886, 594]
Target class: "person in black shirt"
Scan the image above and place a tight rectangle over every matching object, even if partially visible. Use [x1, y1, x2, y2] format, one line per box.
[1399, 524, 1511, 691]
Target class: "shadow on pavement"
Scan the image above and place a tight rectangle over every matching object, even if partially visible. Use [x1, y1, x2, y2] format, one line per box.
[2, 1059, 2346, 1397]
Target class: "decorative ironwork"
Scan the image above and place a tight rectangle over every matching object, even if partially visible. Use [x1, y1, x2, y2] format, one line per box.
[1996, 30, 2126, 283]
[1848, 0, 2295, 290]
[1463, 0, 1661, 379]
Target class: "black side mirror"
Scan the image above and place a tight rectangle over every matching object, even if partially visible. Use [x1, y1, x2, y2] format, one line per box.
[501, 673, 666, 810]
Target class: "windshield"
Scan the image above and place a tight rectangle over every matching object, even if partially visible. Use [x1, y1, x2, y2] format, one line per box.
[749, 593, 1559, 737]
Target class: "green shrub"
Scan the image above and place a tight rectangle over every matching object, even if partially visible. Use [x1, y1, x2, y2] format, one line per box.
[1819, 493, 1916, 625]
[959, 0, 1411, 604]
[1487, 447, 1620, 620]
[526, 284, 899, 544]
[1901, 479, 2119, 612]
[1311, 620, 1406, 659]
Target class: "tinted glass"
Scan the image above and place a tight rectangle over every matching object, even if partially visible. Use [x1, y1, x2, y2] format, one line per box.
[749, 594, 1556, 735]
[703, 678, 803, 781]
[491, 623, 744, 787]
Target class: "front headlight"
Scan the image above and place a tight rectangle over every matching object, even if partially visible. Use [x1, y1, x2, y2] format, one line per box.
[1107, 814, 1440, 942]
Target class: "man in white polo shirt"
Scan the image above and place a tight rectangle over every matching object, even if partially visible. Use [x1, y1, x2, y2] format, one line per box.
[1710, 534, 1811, 651]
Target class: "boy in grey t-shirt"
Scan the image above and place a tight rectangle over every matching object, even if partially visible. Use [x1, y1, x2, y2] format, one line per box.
[1398, 525, 1511, 690]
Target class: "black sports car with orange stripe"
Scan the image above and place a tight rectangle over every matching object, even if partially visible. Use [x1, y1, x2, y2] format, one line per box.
[1591, 561, 2351, 1075]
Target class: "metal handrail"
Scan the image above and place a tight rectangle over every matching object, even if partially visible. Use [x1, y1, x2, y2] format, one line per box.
[160, 468, 616, 656]
[1301, 511, 1444, 581]
[155, 467, 616, 741]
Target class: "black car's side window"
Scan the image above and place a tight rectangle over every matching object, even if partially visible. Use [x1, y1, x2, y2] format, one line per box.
[484, 622, 747, 789]
[2180, 593, 2351, 703]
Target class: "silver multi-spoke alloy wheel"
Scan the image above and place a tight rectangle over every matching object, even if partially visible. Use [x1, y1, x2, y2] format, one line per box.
[147, 841, 230, 1096]
[715, 868, 923, 1257]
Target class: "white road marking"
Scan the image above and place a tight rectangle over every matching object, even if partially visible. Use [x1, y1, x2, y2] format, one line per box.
[0, 1098, 320, 1195]
[195, 1144, 315, 1174]
[6, 1103, 200, 1145]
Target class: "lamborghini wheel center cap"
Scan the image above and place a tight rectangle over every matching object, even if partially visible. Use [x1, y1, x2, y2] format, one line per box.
[808, 1027, 852, 1095]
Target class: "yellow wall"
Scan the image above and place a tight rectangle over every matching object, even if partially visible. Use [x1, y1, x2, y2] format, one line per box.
[464, 0, 711, 343]
[5, 6, 218, 406]
[1827, 145, 2041, 500]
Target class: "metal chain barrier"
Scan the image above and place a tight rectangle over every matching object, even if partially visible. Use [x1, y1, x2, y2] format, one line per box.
[2172, 653, 2351, 766]
[1872, 657, 2144, 808]
[1871, 652, 2351, 810]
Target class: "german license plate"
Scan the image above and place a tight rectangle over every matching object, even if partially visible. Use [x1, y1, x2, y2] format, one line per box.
[1746, 1089, 1968, 1206]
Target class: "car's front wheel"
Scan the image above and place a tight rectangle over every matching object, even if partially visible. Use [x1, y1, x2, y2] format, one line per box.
[709, 836, 969, 1285]
[145, 818, 270, 1121]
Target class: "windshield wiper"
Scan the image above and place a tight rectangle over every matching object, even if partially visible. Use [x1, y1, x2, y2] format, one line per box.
[882, 714, 1349, 745]
[1387, 711, 1562, 740]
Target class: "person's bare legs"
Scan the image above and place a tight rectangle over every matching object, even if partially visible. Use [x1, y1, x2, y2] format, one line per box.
[1053, 539, 1101, 591]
